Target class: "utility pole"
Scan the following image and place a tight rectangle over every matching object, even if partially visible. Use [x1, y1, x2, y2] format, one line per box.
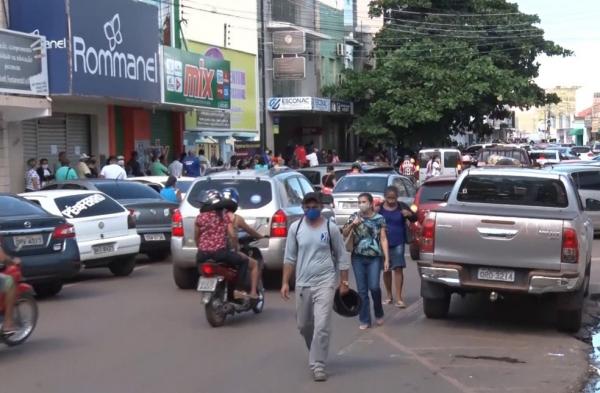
[259, 0, 268, 152]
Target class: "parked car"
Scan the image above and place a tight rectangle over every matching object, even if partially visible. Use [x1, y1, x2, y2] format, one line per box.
[171, 168, 334, 289]
[529, 150, 561, 167]
[21, 190, 141, 276]
[476, 146, 531, 167]
[0, 194, 80, 297]
[408, 176, 458, 261]
[128, 176, 196, 199]
[418, 168, 592, 332]
[42, 180, 177, 260]
[416, 148, 462, 183]
[298, 163, 396, 192]
[591, 141, 600, 155]
[571, 146, 595, 160]
[332, 173, 416, 226]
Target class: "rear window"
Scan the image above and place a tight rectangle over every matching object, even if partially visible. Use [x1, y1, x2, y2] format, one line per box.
[419, 152, 436, 168]
[298, 170, 321, 185]
[188, 179, 273, 210]
[419, 182, 456, 203]
[529, 152, 558, 160]
[572, 146, 591, 154]
[0, 196, 47, 217]
[54, 193, 126, 219]
[95, 182, 161, 200]
[456, 175, 568, 208]
[444, 152, 460, 167]
[333, 176, 388, 193]
[335, 169, 351, 180]
[478, 149, 529, 165]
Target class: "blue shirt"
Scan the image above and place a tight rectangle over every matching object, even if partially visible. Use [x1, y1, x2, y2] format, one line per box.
[160, 187, 178, 203]
[183, 157, 200, 177]
[379, 205, 406, 247]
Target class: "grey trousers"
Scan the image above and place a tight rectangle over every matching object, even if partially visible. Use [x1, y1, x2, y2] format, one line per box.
[296, 285, 335, 370]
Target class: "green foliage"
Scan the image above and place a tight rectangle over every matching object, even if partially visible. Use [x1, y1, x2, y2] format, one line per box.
[324, 0, 571, 145]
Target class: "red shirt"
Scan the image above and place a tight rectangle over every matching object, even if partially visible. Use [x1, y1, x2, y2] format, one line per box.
[196, 211, 232, 252]
[294, 146, 307, 165]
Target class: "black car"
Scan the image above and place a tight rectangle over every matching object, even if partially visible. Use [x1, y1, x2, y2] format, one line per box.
[0, 194, 80, 297]
[43, 180, 178, 260]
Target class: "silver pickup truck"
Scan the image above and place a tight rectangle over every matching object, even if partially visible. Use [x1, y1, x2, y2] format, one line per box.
[418, 168, 593, 332]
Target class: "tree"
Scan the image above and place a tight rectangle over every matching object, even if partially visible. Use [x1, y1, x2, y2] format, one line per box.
[324, 0, 571, 146]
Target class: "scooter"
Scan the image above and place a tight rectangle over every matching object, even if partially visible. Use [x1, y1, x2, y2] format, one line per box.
[197, 234, 265, 327]
[0, 260, 38, 346]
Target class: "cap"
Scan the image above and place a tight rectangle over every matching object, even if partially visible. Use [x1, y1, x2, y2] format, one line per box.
[80, 153, 90, 160]
[302, 192, 322, 205]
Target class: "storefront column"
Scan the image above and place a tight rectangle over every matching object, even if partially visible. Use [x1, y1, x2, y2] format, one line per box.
[171, 112, 184, 158]
[0, 123, 8, 192]
[121, 107, 151, 160]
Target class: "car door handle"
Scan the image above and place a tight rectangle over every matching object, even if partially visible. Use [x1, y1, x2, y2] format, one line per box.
[477, 227, 518, 239]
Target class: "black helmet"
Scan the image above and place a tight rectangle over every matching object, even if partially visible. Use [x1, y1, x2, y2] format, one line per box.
[198, 189, 222, 212]
[220, 187, 240, 212]
[333, 288, 361, 318]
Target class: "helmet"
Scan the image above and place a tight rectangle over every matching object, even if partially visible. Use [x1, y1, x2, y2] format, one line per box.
[333, 288, 361, 318]
[198, 189, 222, 212]
[221, 187, 240, 212]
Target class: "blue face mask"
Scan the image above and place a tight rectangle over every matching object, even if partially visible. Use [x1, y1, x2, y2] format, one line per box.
[305, 208, 321, 221]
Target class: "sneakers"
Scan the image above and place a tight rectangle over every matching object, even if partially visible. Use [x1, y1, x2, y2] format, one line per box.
[313, 368, 328, 382]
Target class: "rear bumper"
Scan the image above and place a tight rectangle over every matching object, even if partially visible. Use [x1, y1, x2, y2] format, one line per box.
[138, 227, 171, 253]
[418, 262, 582, 294]
[77, 233, 141, 262]
[21, 238, 81, 283]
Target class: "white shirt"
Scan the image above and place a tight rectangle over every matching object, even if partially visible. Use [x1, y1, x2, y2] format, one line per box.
[168, 160, 183, 177]
[306, 152, 319, 167]
[100, 164, 127, 180]
[432, 161, 441, 177]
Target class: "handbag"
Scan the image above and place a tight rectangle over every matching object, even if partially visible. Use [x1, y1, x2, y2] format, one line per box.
[344, 231, 354, 253]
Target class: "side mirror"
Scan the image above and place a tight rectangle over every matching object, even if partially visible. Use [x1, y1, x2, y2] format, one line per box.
[586, 198, 600, 211]
[320, 193, 334, 205]
[443, 192, 451, 202]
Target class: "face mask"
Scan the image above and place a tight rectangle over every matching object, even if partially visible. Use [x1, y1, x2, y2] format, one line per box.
[305, 208, 321, 221]
[42, 164, 48, 169]
[118, 160, 125, 166]
[359, 203, 371, 213]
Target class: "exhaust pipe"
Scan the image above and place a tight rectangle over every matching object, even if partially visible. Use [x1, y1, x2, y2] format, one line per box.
[490, 291, 499, 302]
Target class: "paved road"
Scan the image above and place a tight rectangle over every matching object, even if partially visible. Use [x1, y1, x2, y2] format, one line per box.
[0, 241, 598, 393]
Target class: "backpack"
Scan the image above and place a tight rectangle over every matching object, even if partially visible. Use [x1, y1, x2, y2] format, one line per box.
[293, 216, 334, 256]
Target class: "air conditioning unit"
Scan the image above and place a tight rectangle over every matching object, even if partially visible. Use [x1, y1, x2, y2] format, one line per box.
[335, 43, 345, 57]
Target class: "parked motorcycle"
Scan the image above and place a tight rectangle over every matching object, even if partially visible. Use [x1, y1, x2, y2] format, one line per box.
[0, 260, 38, 346]
[197, 234, 265, 327]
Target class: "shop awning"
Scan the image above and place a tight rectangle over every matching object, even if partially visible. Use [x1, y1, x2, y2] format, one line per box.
[194, 136, 218, 144]
[569, 128, 584, 136]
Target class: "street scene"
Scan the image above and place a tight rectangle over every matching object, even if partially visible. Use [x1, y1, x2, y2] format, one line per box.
[0, 0, 600, 392]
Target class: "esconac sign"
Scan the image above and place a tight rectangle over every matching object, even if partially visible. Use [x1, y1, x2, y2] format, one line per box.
[268, 97, 312, 111]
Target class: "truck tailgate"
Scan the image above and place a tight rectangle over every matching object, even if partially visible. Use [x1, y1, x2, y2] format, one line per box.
[434, 212, 563, 271]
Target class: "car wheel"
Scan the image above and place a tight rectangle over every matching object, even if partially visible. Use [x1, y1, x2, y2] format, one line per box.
[33, 281, 63, 298]
[556, 285, 584, 333]
[409, 243, 420, 261]
[148, 250, 170, 262]
[173, 264, 198, 289]
[109, 255, 136, 277]
[423, 296, 450, 319]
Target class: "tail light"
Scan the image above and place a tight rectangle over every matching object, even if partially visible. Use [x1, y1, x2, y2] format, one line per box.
[417, 209, 430, 223]
[270, 209, 288, 238]
[561, 227, 578, 263]
[127, 209, 137, 229]
[420, 217, 436, 253]
[172, 209, 184, 237]
[201, 263, 215, 277]
[53, 223, 75, 239]
[415, 165, 420, 172]
[588, 152, 594, 158]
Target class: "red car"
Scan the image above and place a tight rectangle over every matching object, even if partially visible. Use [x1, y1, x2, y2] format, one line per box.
[409, 176, 458, 260]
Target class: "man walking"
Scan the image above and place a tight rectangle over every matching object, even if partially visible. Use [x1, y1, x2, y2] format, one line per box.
[281, 192, 351, 382]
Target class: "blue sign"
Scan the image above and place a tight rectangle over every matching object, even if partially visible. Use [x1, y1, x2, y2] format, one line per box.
[9, 0, 69, 94]
[69, 0, 161, 102]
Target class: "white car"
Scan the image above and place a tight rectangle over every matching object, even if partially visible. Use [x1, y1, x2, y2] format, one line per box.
[21, 190, 141, 277]
[128, 176, 196, 199]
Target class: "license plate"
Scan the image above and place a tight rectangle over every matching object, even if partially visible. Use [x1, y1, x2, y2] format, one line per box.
[197, 277, 218, 292]
[13, 234, 44, 248]
[477, 268, 515, 283]
[144, 233, 166, 241]
[93, 244, 115, 255]
[342, 202, 358, 209]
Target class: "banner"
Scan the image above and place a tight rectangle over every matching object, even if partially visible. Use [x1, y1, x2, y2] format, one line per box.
[0, 29, 48, 95]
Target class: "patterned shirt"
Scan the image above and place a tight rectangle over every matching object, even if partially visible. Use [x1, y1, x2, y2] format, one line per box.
[25, 169, 40, 191]
[196, 211, 232, 252]
[346, 212, 386, 257]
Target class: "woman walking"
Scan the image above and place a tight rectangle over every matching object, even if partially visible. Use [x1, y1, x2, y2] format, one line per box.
[379, 186, 417, 308]
[343, 192, 389, 329]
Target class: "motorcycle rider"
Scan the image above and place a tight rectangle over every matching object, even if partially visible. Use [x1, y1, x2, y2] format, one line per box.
[0, 245, 19, 334]
[221, 188, 266, 249]
[194, 189, 260, 300]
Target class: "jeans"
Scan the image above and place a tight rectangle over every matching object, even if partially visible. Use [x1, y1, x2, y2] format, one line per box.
[352, 254, 384, 325]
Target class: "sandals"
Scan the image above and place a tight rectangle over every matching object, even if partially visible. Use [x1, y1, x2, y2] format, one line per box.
[395, 300, 407, 309]
[383, 298, 393, 305]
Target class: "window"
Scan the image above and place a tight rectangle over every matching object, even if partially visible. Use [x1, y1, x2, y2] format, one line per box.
[573, 171, 600, 191]
[297, 177, 315, 194]
[333, 176, 389, 193]
[444, 152, 460, 168]
[54, 193, 126, 219]
[176, 180, 194, 194]
[419, 182, 456, 203]
[94, 182, 161, 200]
[284, 177, 304, 205]
[188, 179, 273, 210]
[419, 151, 436, 168]
[0, 196, 47, 217]
[297, 170, 321, 185]
[456, 175, 568, 208]
[63, 184, 85, 190]
[391, 178, 408, 197]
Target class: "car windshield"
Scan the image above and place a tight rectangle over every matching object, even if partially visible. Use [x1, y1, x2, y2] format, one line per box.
[0, 196, 47, 217]
[297, 170, 321, 185]
[94, 182, 161, 200]
[478, 149, 526, 163]
[530, 151, 558, 160]
[457, 175, 568, 208]
[188, 179, 272, 210]
[333, 176, 388, 193]
[419, 182, 456, 203]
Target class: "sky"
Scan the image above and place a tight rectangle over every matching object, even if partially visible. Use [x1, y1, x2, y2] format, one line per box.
[516, 0, 600, 111]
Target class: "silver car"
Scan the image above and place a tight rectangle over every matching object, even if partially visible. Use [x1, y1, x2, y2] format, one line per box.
[171, 168, 334, 289]
[332, 173, 416, 226]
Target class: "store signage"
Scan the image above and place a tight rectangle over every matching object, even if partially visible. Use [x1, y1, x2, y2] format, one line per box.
[331, 100, 353, 114]
[196, 108, 231, 129]
[0, 29, 49, 95]
[70, 0, 160, 101]
[163, 46, 230, 109]
[273, 57, 305, 80]
[313, 98, 330, 112]
[273, 31, 305, 54]
[268, 96, 312, 111]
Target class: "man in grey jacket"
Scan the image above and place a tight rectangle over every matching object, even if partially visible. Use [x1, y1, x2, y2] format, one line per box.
[281, 192, 351, 382]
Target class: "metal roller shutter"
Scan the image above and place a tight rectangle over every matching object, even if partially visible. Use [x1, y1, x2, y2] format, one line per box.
[66, 114, 91, 162]
[22, 120, 38, 163]
[37, 114, 67, 166]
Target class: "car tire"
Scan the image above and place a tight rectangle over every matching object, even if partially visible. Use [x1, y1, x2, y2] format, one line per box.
[410, 243, 420, 261]
[33, 281, 63, 298]
[556, 286, 584, 333]
[423, 296, 450, 319]
[584, 262, 591, 297]
[109, 255, 136, 277]
[173, 264, 199, 289]
[148, 250, 170, 262]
